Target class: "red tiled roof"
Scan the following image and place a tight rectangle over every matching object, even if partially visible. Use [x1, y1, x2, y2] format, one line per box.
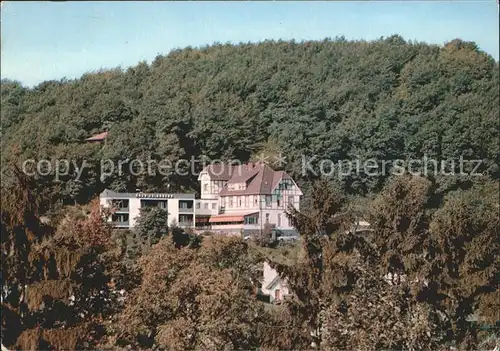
[85, 131, 108, 142]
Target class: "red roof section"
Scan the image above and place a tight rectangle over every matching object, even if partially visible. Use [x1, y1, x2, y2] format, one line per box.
[85, 131, 108, 142]
[209, 212, 258, 223]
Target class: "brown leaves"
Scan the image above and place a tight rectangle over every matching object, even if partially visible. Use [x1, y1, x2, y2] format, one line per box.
[26, 279, 74, 311]
[53, 199, 112, 249]
[115, 235, 266, 349]
[2, 169, 118, 350]
[16, 324, 87, 351]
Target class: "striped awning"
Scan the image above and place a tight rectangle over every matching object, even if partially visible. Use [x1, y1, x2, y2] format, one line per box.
[208, 212, 258, 223]
[209, 215, 245, 223]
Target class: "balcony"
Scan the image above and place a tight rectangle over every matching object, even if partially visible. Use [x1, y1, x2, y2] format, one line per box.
[111, 214, 129, 227]
[112, 221, 130, 228]
[111, 200, 129, 212]
[179, 200, 194, 213]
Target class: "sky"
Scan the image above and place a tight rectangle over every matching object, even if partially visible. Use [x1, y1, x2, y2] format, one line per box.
[1, 1, 499, 87]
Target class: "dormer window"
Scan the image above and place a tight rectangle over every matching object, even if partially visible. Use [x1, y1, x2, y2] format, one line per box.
[228, 182, 246, 191]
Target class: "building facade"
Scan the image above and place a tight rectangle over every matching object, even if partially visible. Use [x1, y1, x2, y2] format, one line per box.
[99, 189, 195, 229]
[195, 162, 303, 236]
[100, 162, 303, 236]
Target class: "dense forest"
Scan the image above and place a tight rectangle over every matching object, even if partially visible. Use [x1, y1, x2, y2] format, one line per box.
[1, 35, 498, 211]
[1, 36, 499, 349]
[2, 171, 498, 350]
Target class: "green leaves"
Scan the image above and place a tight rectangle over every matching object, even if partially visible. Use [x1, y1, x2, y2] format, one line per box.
[1, 37, 498, 208]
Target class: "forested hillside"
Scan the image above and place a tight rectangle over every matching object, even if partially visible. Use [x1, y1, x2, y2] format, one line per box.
[1, 35, 499, 350]
[1, 36, 498, 208]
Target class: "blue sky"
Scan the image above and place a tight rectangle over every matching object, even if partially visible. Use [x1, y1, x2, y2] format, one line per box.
[1, 1, 498, 87]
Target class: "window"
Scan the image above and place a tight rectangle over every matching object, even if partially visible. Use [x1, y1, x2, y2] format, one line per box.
[275, 289, 281, 301]
[178, 214, 193, 224]
[277, 199, 281, 207]
[112, 199, 129, 210]
[204, 203, 209, 209]
[203, 183, 208, 192]
[179, 200, 193, 210]
[254, 196, 258, 205]
[245, 217, 257, 224]
[288, 196, 294, 206]
[229, 197, 233, 207]
[279, 181, 289, 190]
[141, 200, 167, 209]
[278, 214, 282, 227]
[196, 202, 201, 209]
[112, 213, 129, 224]
[239, 197, 242, 207]
[212, 203, 216, 209]
[265, 213, 270, 222]
[265, 195, 272, 207]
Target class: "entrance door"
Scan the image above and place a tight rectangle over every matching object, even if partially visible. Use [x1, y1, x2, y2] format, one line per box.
[275, 289, 281, 301]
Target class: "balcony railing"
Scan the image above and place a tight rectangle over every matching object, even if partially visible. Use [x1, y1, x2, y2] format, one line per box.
[112, 221, 130, 227]
[178, 207, 193, 213]
[178, 221, 194, 227]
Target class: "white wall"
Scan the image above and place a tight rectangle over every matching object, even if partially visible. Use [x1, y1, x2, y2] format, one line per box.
[100, 196, 196, 229]
[129, 198, 141, 227]
[200, 173, 225, 200]
[260, 262, 290, 302]
[219, 193, 299, 231]
[167, 199, 179, 226]
[195, 199, 219, 215]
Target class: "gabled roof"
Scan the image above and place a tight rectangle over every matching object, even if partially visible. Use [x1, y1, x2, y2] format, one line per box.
[85, 131, 108, 142]
[200, 162, 301, 196]
[265, 274, 288, 290]
[208, 162, 294, 196]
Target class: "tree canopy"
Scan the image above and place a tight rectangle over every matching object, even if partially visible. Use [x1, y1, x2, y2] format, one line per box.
[1, 36, 499, 350]
[1, 36, 498, 209]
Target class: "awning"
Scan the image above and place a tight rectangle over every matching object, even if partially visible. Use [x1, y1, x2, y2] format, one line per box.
[209, 215, 244, 223]
[209, 212, 258, 223]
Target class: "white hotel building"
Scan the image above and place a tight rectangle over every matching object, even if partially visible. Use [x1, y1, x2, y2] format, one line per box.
[100, 162, 303, 236]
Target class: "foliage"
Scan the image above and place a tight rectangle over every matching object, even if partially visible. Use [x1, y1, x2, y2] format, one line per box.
[1, 36, 499, 349]
[112, 235, 268, 349]
[133, 206, 169, 253]
[427, 181, 500, 347]
[1, 168, 119, 350]
[266, 176, 498, 349]
[1, 37, 498, 209]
